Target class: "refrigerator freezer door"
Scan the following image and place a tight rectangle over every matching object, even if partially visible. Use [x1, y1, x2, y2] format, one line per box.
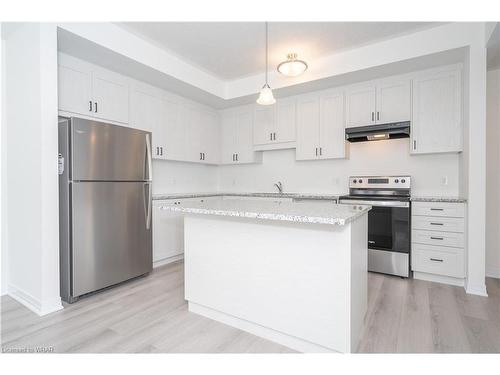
[71, 117, 152, 181]
[71, 181, 152, 297]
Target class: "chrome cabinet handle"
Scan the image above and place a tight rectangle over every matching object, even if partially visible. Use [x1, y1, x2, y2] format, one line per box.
[377, 111, 380, 121]
[320, 147, 322, 156]
[89, 101, 93, 111]
[430, 258, 443, 262]
[430, 236, 444, 240]
[430, 222, 444, 226]
[270, 133, 273, 141]
[315, 147, 318, 156]
[235, 154, 238, 161]
[371, 112, 374, 122]
[274, 132, 276, 141]
[413, 140, 417, 150]
[430, 208, 444, 211]
[94, 102, 98, 113]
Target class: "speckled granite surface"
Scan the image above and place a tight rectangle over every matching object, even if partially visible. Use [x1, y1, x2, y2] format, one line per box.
[153, 192, 340, 201]
[411, 196, 467, 203]
[159, 199, 370, 226]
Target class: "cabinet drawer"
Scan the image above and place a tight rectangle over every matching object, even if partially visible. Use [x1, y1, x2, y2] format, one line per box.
[412, 202, 465, 218]
[412, 243, 464, 278]
[411, 216, 464, 233]
[412, 229, 464, 248]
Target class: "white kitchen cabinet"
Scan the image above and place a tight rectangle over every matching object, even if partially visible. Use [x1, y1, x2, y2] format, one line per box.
[345, 79, 411, 128]
[296, 95, 320, 160]
[275, 98, 296, 143]
[185, 106, 220, 164]
[153, 200, 184, 264]
[253, 105, 275, 145]
[296, 91, 345, 161]
[253, 99, 296, 147]
[319, 90, 346, 159]
[58, 63, 93, 117]
[345, 85, 376, 128]
[58, 53, 129, 124]
[91, 70, 129, 124]
[221, 107, 260, 164]
[411, 67, 462, 154]
[153, 197, 221, 265]
[411, 201, 466, 285]
[376, 79, 412, 124]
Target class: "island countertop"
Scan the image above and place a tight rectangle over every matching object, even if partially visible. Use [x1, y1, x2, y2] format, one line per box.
[160, 199, 370, 226]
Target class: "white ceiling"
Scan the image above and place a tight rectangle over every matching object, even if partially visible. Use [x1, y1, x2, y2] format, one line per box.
[117, 22, 444, 80]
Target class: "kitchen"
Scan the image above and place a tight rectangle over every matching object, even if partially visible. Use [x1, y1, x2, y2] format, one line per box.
[1, 11, 500, 372]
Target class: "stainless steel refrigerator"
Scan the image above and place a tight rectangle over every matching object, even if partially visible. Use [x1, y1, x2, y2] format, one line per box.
[58, 117, 153, 303]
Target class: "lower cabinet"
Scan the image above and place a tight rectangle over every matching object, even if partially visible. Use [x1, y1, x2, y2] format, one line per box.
[411, 201, 466, 285]
[152, 197, 221, 266]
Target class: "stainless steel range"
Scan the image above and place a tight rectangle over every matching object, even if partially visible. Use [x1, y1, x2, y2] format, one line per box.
[339, 176, 411, 277]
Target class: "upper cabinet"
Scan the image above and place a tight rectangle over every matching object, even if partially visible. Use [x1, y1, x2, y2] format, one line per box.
[296, 90, 346, 161]
[185, 106, 220, 165]
[253, 98, 297, 148]
[220, 107, 261, 165]
[411, 67, 462, 154]
[58, 54, 129, 124]
[345, 79, 411, 128]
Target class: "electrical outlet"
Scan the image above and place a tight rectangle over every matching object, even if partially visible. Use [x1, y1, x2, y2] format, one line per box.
[441, 176, 448, 186]
[232, 179, 236, 186]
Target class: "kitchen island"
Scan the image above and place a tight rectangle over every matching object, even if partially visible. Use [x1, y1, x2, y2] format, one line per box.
[160, 199, 370, 353]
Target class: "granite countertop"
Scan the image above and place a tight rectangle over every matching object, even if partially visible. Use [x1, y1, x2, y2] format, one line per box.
[159, 199, 370, 226]
[153, 192, 341, 201]
[411, 196, 467, 203]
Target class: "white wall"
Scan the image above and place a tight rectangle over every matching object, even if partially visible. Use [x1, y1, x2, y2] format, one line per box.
[1, 24, 6, 296]
[486, 68, 500, 278]
[218, 140, 460, 196]
[152, 160, 218, 195]
[4, 23, 62, 315]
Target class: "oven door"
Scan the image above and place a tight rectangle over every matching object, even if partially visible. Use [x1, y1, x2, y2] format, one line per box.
[339, 199, 410, 277]
[368, 205, 410, 253]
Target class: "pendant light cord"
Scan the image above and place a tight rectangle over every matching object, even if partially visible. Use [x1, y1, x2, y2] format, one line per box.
[265, 21, 268, 85]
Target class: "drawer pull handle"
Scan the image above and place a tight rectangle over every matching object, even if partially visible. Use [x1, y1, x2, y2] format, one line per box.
[430, 236, 444, 240]
[430, 222, 444, 226]
[430, 208, 444, 211]
[430, 258, 444, 262]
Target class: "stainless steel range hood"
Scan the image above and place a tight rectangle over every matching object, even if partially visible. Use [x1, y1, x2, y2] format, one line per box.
[345, 121, 410, 143]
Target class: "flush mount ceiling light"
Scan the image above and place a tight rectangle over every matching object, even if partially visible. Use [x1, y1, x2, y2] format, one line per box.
[277, 53, 308, 77]
[257, 22, 276, 106]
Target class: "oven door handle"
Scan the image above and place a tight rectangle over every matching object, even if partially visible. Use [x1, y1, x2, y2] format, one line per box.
[339, 199, 410, 208]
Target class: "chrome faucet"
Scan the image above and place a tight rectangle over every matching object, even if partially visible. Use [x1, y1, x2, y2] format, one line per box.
[274, 181, 283, 194]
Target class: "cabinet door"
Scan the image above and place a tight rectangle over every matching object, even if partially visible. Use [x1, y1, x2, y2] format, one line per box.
[275, 98, 296, 143]
[58, 64, 93, 116]
[162, 98, 185, 161]
[201, 110, 220, 164]
[345, 85, 376, 128]
[220, 112, 238, 164]
[296, 96, 320, 161]
[412, 69, 462, 154]
[253, 106, 275, 145]
[152, 201, 184, 262]
[376, 79, 411, 124]
[92, 71, 129, 124]
[185, 106, 203, 163]
[319, 91, 345, 159]
[236, 109, 255, 163]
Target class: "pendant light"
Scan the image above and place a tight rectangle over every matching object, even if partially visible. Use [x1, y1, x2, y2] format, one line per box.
[257, 22, 276, 105]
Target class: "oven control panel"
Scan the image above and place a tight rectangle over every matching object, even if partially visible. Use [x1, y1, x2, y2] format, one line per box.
[349, 176, 411, 189]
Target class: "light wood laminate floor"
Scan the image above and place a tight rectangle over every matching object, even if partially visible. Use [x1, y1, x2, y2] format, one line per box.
[1, 261, 499, 353]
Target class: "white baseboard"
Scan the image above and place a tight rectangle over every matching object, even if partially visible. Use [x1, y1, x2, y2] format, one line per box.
[413, 271, 465, 287]
[486, 266, 500, 279]
[188, 302, 338, 353]
[153, 254, 184, 268]
[465, 283, 488, 297]
[8, 284, 63, 316]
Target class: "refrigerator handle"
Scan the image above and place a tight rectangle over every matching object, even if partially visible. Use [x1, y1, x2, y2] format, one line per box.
[145, 133, 152, 181]
[144, 182, 152, 230]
